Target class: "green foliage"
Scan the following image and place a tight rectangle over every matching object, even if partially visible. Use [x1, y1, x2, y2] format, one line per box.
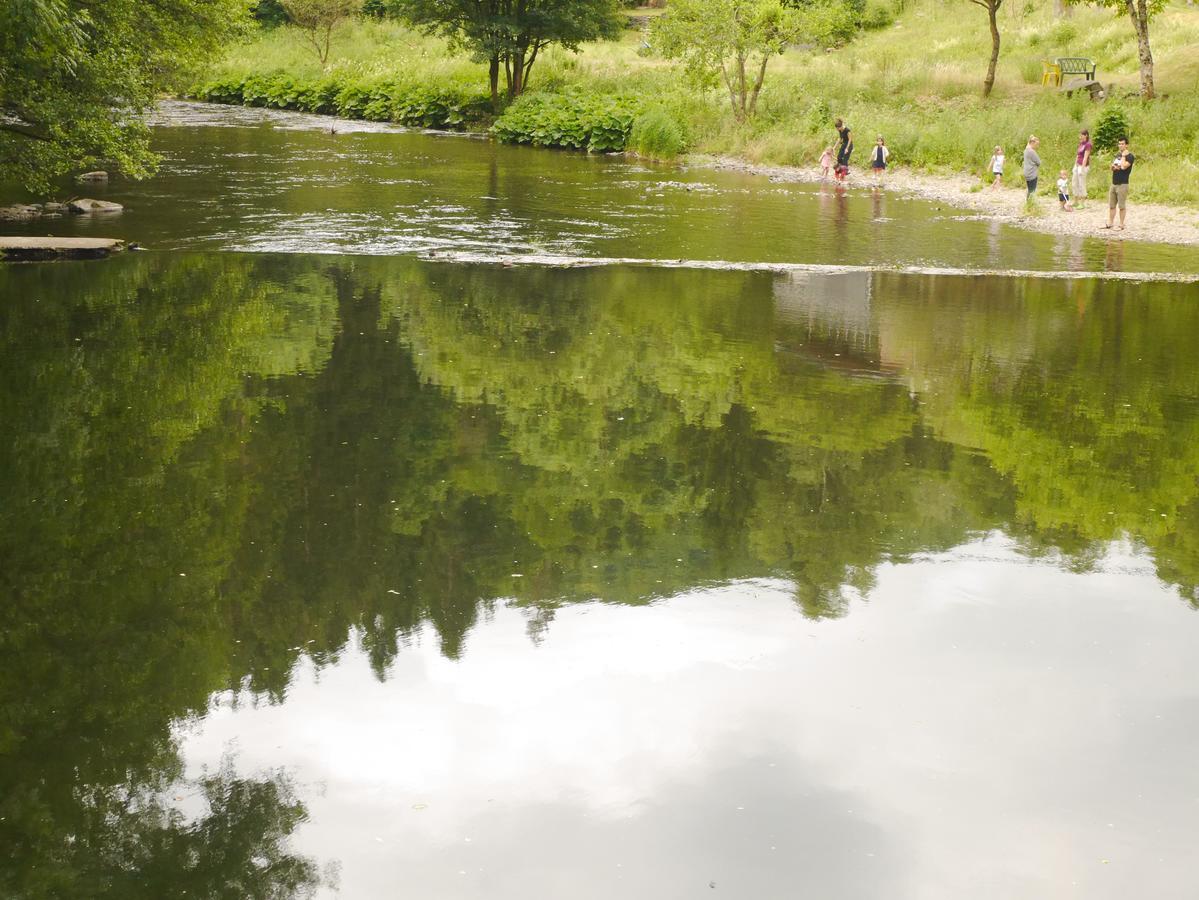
[860, 0, 895, 30]
[188, 73, 492, 128]
[1019, 57, 1044, 84]
[1093, 104, 1130, 150]
[629, 107, 687, 157]
[252, 0, 291, 26]
[1049, 19, 1077, 46]
[654, 0, 855, 120]
[492, 91, 642, 151]
[280, 0, 363, 65]
[806, 96, 834, 134]
[0, 0, 251, 193]
[389, 0, 624, 99]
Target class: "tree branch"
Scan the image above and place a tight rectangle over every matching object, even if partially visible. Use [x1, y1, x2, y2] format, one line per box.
[0, 118, 51, 142]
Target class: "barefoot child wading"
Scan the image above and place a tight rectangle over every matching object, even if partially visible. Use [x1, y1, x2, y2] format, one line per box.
[871, 136, 889, 183]
[820, 146, 834, 180]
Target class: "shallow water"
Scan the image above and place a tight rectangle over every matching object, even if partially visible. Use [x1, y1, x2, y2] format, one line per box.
[1, 100, 1195, 275]
[3, 105, 1199, 898]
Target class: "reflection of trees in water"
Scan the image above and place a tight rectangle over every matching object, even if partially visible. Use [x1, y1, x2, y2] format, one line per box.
[0, 255, 333, 897]
[3, 759, 326, 899]
[5, 255, 1199, 886]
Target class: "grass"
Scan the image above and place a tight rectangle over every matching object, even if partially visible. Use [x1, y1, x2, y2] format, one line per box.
[199, 1, 1199, 205]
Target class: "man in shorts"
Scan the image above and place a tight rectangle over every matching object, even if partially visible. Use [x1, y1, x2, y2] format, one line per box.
[1105, 137, 1134, 230]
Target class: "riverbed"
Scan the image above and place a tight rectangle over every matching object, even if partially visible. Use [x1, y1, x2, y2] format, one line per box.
[2, 103, 1198, 899]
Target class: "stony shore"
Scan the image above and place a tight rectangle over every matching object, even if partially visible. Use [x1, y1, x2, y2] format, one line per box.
[700, 156, 1199, 248]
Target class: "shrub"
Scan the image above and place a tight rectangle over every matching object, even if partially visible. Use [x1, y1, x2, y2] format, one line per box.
[860, 0, 894, 31]
[188, 72, 490, 130]
[806, 97, 833, 135]
[493, 91, 642, 152]
[629, 108, 686, 158]
[1018, 57, 1043, 85]
[1094, 105, 1130, 151]
[1049, 21, 1078, 47]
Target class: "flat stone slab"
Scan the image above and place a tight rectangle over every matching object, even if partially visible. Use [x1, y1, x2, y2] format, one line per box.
[0, 237, 125, 261]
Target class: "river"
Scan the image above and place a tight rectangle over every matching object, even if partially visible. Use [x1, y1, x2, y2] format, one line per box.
[2, 103, 1198, 899]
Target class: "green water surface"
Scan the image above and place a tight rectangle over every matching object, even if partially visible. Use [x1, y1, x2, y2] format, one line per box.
[3, 105, 1199, 899]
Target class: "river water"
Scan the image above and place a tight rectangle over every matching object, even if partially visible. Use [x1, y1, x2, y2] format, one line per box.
[2, 104, 1199, 899]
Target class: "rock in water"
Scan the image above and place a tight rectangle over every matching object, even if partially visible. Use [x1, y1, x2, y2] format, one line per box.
[67, 198, 124, 214]
[0, 204, 42, 220]
[76, 170, 109, 182]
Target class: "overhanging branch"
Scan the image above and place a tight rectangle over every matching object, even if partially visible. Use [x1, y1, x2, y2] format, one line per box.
[0, 116, 51, 141]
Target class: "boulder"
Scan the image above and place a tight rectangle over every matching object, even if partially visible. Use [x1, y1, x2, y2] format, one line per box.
[0, 204, 42, 221]
[76, 170, 109, 182]
[67, 198, 124, 214]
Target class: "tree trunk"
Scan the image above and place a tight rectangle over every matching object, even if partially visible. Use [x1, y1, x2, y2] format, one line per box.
[1053, 0, 1070, 18]
[736, 53, 748, 119]
[1127, 0, 1155, 99]
[522, 40, 542, 94]
[718, 63, 740, 120]
[983, 3, 1000, 98]
[507, 50, 525, 99]
[747, 54, 771, 116]
[489, 55, 501, 111]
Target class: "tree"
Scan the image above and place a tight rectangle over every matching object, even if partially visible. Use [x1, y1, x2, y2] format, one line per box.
[282, 0, 363, 66]
[1074, 0, 1164, 99]
[0, 0, 249, 193]
[967, 0, 1003, 98]
[390, 0, 624, 108]
[652, 0, 853, 121]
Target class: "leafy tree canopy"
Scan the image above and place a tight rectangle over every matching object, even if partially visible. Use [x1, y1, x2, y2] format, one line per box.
[389, 0, 624, 104]
[0, 0, 250, 193]
[653, 0, 855, 120]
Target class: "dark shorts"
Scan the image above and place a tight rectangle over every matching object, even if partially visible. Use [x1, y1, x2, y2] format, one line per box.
[1058, 192, 1069, 203]
[872, 162, 886, 170]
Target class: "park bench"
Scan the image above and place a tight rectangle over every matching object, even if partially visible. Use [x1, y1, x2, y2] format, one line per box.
[1056, 57, 1097, 80]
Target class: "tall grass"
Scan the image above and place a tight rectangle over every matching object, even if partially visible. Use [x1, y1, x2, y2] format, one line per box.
[198, 1, 1199, 204]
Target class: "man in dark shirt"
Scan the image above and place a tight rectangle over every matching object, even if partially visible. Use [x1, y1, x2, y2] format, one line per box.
[834, 118, 853, 181]
[1105, 137, 1135, 230]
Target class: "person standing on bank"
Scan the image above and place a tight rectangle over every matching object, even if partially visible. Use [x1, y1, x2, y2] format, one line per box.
[834, 118, 853, 182]
[1073, 128, 1093, 205]
[1023, 135, 1042, 200]
[1105, 137, 1135, 230]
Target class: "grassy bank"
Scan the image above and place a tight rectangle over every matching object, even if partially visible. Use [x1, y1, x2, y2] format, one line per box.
[191, 1, 1199, 205]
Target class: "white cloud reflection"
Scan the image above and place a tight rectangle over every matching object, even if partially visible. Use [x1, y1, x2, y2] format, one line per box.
[178, 538, 1199, 899]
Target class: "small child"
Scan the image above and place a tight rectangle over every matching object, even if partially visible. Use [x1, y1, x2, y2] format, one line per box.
[1056, 169, 1074, 211]
[820, 146, 834, 180]
[870, 136, 889, 183]
[988, 145, 1004, 189]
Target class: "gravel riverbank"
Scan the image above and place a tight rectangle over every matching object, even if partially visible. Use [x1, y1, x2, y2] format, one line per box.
[700, 156, 1199, 248]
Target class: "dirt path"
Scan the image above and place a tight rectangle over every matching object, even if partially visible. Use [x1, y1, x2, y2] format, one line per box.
[697, 155, 1199, 247]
